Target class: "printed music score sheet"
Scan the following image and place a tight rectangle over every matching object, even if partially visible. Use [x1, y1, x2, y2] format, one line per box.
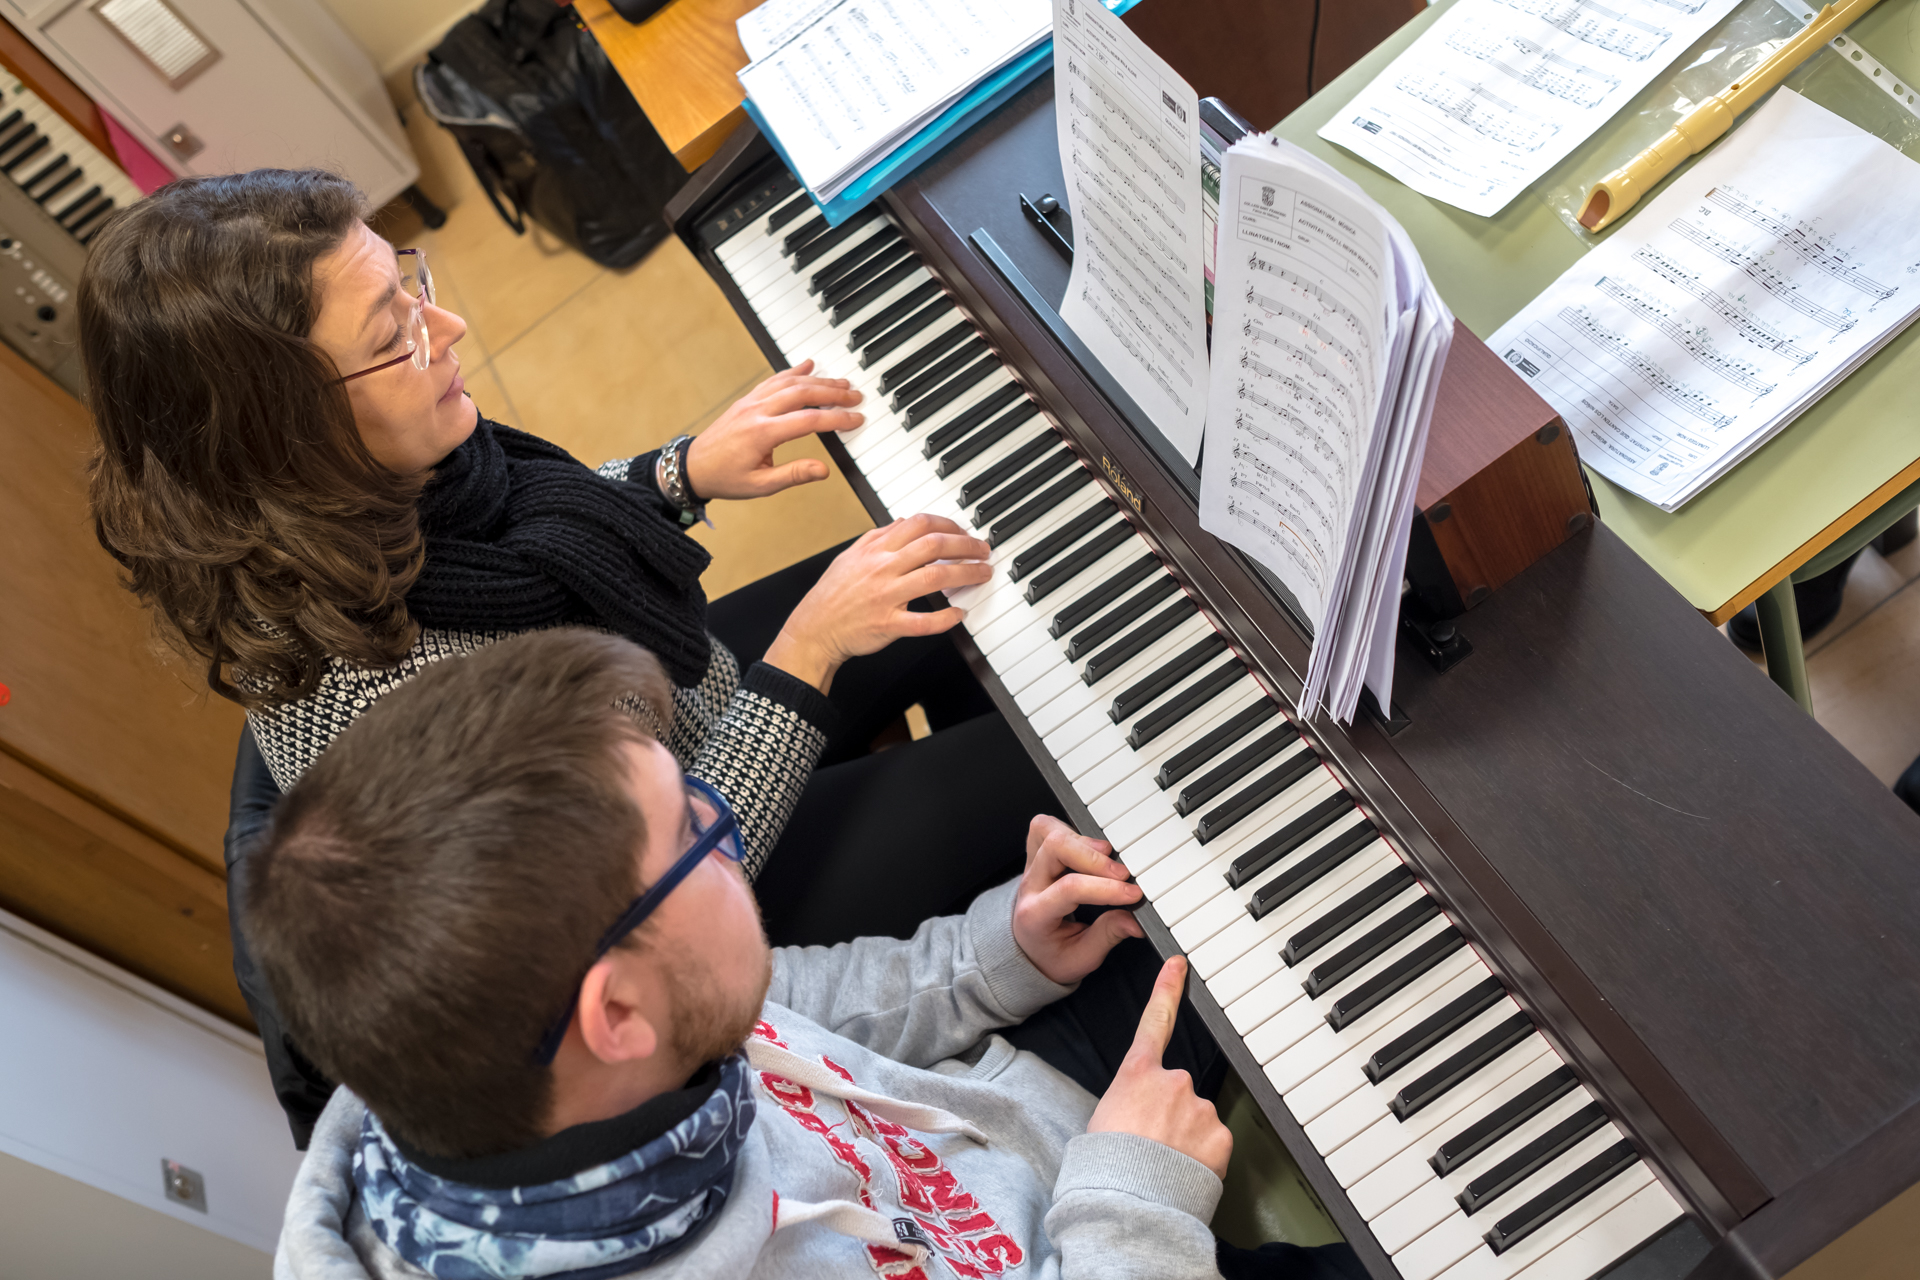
[737, 0, 841, 61]
[1053, 0, 1210, 462]
[738, 0, 1051, 199]
[1318, 0, 1744, 217]
[1489, 89, 1920, 511]
[1201, 137, 1452, 723]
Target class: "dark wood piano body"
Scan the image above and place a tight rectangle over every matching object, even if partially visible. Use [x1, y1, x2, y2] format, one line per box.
[667, 69, 1920, 1280]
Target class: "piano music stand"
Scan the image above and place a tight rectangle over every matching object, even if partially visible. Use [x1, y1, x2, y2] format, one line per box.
[1274, 0, 1920, 713]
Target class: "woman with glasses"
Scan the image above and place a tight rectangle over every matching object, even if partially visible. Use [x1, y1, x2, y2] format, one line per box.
[82, 169, 1060, 1145]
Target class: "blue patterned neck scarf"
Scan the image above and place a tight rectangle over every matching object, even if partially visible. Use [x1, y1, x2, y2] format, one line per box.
[353, 1054, 756, 1279]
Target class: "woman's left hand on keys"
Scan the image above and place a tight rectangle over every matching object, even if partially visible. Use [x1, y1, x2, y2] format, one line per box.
[683, 360, 864, 500]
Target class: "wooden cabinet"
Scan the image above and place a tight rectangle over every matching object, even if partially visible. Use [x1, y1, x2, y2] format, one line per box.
[0, 340, 249, 1026]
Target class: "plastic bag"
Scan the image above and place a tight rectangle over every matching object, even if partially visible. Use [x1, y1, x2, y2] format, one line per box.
[1537, 0, 1920, 240]
[415, 0, 685, 269]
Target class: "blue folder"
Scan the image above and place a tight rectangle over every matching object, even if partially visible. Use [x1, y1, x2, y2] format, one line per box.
[741, 0, 1140, 227]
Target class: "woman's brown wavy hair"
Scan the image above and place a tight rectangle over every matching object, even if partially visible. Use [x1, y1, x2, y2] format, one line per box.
[84, 169, 427, 707]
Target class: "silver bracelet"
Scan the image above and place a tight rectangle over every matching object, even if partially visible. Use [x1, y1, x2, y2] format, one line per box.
[656, 434, 702, 525]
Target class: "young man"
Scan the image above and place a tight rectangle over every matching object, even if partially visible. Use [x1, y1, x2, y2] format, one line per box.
[255, 628, 1364, 1279]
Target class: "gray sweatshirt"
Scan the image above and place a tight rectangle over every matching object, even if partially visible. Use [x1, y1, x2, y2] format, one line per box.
[273, 880, 1226, 1279]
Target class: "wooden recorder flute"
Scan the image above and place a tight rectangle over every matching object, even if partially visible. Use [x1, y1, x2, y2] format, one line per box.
[1577, 0, 1885, 232]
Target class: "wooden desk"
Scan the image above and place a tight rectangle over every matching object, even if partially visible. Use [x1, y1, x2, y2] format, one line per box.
[576, 0, 758, 172]
[1274, 0, 1920, 626]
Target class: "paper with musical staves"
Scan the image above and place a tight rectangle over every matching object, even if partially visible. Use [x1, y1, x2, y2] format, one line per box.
[1053, 0, 1210, 463]
[1318, 0, 1744, 217]
[1201, 136, 1453, 724]
[1489, 89, 1920, 511]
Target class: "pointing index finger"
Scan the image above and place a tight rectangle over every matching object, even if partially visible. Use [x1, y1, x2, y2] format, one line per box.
[1128, 955, 1187, 1066]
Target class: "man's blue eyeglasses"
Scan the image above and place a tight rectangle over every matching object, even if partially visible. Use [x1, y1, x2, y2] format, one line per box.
[533, 775, 743, 1064]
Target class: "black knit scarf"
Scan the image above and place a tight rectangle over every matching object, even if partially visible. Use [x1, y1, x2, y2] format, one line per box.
[407, 419, 713, 686]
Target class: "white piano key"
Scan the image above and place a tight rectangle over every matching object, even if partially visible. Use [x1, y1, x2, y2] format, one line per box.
[1189, 822, 1389, 980]
[1115, 813, 1192, 875]
[1271, 984, 1522, 1107]
[1500, 1177, 1682, 1280]
[1147, 771, 1346, 913]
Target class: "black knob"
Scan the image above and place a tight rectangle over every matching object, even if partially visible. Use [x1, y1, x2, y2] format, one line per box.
[0, 238, 11, 249]
[1430, 622, 1456, 645]
[1036, 194, 1060, 216]
[36, 305, 56, 322]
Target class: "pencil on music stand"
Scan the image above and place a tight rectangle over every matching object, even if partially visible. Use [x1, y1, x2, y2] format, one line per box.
[1577, 0, 1885, 233]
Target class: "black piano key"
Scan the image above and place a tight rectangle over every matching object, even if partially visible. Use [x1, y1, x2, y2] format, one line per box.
[1229, 792, 1351, 887]
[781, 212, 829, 254]
[0, 110, 22, 137]
[0, 120, 34, 156]
[988, 474, 1088, 546]
[1459, 1103, 1611, 1215]
[811, 227, 901, 293]
[766, 193, 812, 234]
[960, 437, 1060, 506]
[1051, 555, 1160, 637]
[1140, 667, 1265, 755]
[833, 259, 922, 325]
[902, 356, 998, 426]
[35, 166, 83, 205]
[1303, 896, 1442, 997]
[850, 282, 944, 350]
[2, 133, 49, 174]
[1247, 818, 1377, 920]
[860, 298, 949, 366]
[67, 197, 114, 235]
[890, 339, 988, 411]
[1484, 1140, 1641, 1255]
[972, 449, 1078, 523]
[974, 446, 1079, 523]
[1067, 575, 1181, 659]
[1083, 599, 1193, 684]
[1011, 508, 1115, 583]
[925, 386, 1030, 459]
[1112, 634, 1227, 724]
[1283, 865, 1413, 965]
[56, 184, 103, 223]
[1327, 926, 1467, 1030]
[1194, 744, 1307, 844]
[878, 321, 972, 391]
[1433, 1067, 1580, 1177]
[1025, 521, 1138, 605]
[819, 242, 914, 310]
[788, 208, 880, 268]
[1177, 725, 1301, 815]
[1368, 977, 1508, 1085]
[23, 154, 69, 191]
[1391, 1012, 1536, 1121]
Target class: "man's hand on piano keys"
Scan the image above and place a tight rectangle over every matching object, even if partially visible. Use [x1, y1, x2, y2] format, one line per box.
[1087, 955, 1235, 1181]
[1010, 814, 1145, 986]
[684, 360, 865, 500]
[764, 514, 993, 693]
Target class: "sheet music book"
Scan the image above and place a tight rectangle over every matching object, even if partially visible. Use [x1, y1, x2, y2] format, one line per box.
[1317, 0, 1744, 217]
[737, 0, 1051, 201]
[736, 0, 841, 61]
[1488, 89, 1920, 511]
[1200, 137, 1454, 723]
[1052, 0, 1210, 462]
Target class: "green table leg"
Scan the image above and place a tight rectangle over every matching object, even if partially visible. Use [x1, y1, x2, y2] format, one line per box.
[1755, 576, 1813, 713]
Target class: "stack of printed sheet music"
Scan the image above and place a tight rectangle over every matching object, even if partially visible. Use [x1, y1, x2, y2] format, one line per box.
[736, 0, 1052, 202]
[1198, 138, 1454, 723]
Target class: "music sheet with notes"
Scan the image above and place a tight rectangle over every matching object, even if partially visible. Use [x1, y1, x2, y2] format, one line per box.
[1053, 0, 1210, 462]
[1489, 89, 1920, 511]
[1317, 0, 1743, 217]
[1201, 137, 1452, 722]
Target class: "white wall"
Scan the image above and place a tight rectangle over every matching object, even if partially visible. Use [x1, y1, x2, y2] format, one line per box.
[315, 0, 476, 77]
[0, 910, 304, 1269]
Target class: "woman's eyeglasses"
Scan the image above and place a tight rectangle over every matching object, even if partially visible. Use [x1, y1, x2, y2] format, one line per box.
[531, 776, 744, 1064]
[339, 248, 433, 383]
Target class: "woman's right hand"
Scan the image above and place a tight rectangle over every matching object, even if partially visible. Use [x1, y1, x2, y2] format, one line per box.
[763, 514, 992, 693]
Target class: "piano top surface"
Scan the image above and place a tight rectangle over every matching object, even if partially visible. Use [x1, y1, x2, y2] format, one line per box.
[892, 74, 1920, 1203]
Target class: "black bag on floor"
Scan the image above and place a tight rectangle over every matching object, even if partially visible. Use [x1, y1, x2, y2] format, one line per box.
[415, 0, 683, 269]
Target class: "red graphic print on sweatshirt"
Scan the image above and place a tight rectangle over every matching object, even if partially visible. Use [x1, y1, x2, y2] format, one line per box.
[751, 1020, 1025, 1280]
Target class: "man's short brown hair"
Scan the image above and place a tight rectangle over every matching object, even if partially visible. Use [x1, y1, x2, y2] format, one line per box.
[247, 628, 674, 1158]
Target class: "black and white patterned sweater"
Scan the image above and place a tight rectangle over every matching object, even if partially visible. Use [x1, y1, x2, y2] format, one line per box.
[243, 456, 834, 879]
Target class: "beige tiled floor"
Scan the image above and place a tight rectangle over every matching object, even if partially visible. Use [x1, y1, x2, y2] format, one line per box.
[374, 89, 873, 600]
[374, 99, 1920, 798]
